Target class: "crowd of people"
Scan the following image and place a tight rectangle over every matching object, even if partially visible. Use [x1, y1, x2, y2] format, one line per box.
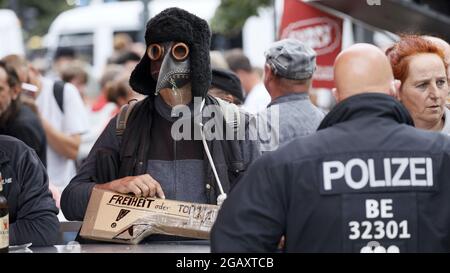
[1, 7, 450, 252]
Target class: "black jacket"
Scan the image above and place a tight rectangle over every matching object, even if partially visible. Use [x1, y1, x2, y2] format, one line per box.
[211, 93, 450, 253]
[61, 95, 260, 221]
[0, 135, 59, 246]
[0, 104, 47, 167]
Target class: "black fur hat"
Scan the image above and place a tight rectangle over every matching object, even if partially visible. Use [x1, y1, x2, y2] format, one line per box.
[130, 7, 212, 98]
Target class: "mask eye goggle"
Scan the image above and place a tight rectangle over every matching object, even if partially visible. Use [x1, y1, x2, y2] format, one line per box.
[171, 42, 189, 61]
[148, 44, 165, 61]
[147, 42, 189, 62]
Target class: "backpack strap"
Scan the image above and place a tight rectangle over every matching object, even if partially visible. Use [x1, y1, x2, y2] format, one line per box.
[116, 99, 138, 139]
[53, 81, 65, 113]
[116, 99, 152, 178]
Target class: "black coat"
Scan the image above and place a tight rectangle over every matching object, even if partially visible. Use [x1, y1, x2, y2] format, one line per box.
[0, 104, 47, 167]
[0, 135, 59, 246]
[61, 95, 260, 221]
[211, 93, 450, 253]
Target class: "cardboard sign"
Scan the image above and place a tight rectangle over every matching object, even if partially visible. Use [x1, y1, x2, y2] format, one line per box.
[279, 0, 343, 89]
[80, 188, 219, 244]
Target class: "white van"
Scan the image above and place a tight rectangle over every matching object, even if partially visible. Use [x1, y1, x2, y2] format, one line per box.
[44, 0, 275, 79]
[0, 9, 25, 58]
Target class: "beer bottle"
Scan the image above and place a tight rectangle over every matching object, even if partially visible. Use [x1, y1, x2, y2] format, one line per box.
[0, 180, 8, 253]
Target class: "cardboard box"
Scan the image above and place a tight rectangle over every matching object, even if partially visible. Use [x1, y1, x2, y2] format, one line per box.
[80, 188, 219, 244]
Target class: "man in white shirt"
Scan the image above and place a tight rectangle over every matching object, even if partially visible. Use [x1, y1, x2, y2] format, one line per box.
[242, 82, 271, 114]
[27, 66, 89, 195]
[225, 49, 271, 115]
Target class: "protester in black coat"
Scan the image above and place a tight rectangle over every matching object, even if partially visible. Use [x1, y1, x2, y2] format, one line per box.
[61, 8, 259, 222]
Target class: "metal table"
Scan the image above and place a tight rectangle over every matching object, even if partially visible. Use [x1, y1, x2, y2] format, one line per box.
[10, 221, 211, 253]
[16, 241, 210, 253]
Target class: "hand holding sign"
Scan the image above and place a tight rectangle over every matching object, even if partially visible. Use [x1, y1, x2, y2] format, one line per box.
[95, 174, 166, 199]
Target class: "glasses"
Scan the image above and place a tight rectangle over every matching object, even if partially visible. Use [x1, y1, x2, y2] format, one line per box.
[147, 42, 189, 62]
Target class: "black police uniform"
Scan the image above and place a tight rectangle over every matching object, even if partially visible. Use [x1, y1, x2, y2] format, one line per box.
[0, 135, 59, 246]
[211, 93, 450, 253]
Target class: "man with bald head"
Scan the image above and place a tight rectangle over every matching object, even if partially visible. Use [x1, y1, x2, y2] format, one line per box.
[211, 43, 450, 253]
[333, 43, 398, 101]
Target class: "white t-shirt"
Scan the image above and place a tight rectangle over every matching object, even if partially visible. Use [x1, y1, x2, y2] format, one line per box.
[36, 77, 89, 192]
[442, 107, 450, 135]
[242, 82, 271, 115]
[78, 102, 117, 161]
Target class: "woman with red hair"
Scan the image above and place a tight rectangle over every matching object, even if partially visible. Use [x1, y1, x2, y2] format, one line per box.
[386, 35, 449, 133]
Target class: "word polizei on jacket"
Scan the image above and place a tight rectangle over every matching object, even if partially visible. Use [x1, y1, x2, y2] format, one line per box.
[322, 157, 434, 193]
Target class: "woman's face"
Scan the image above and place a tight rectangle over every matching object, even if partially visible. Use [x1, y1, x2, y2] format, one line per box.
[400, 53, 449, 129]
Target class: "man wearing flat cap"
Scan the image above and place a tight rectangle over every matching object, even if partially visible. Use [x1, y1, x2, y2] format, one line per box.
[61, 8, 260, 223]
[256, 39, 325, 153]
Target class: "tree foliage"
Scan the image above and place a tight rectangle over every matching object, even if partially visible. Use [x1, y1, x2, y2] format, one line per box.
[0, 0, 71, 38]
[211, 0, 273, 36]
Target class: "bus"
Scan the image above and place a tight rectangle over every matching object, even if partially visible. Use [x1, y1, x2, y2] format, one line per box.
[43, 0, 276, 79]
[0, 9, 25, 58]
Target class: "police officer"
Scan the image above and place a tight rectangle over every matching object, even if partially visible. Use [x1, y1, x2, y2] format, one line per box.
[0, 135, 59, 246]
[211, 43, 450, 253]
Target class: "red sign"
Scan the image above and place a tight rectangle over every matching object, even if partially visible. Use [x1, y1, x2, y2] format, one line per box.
[279, 0, 343, 89]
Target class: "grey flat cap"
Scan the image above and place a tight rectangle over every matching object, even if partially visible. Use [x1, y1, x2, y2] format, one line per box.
[265, 38, 317, 80]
